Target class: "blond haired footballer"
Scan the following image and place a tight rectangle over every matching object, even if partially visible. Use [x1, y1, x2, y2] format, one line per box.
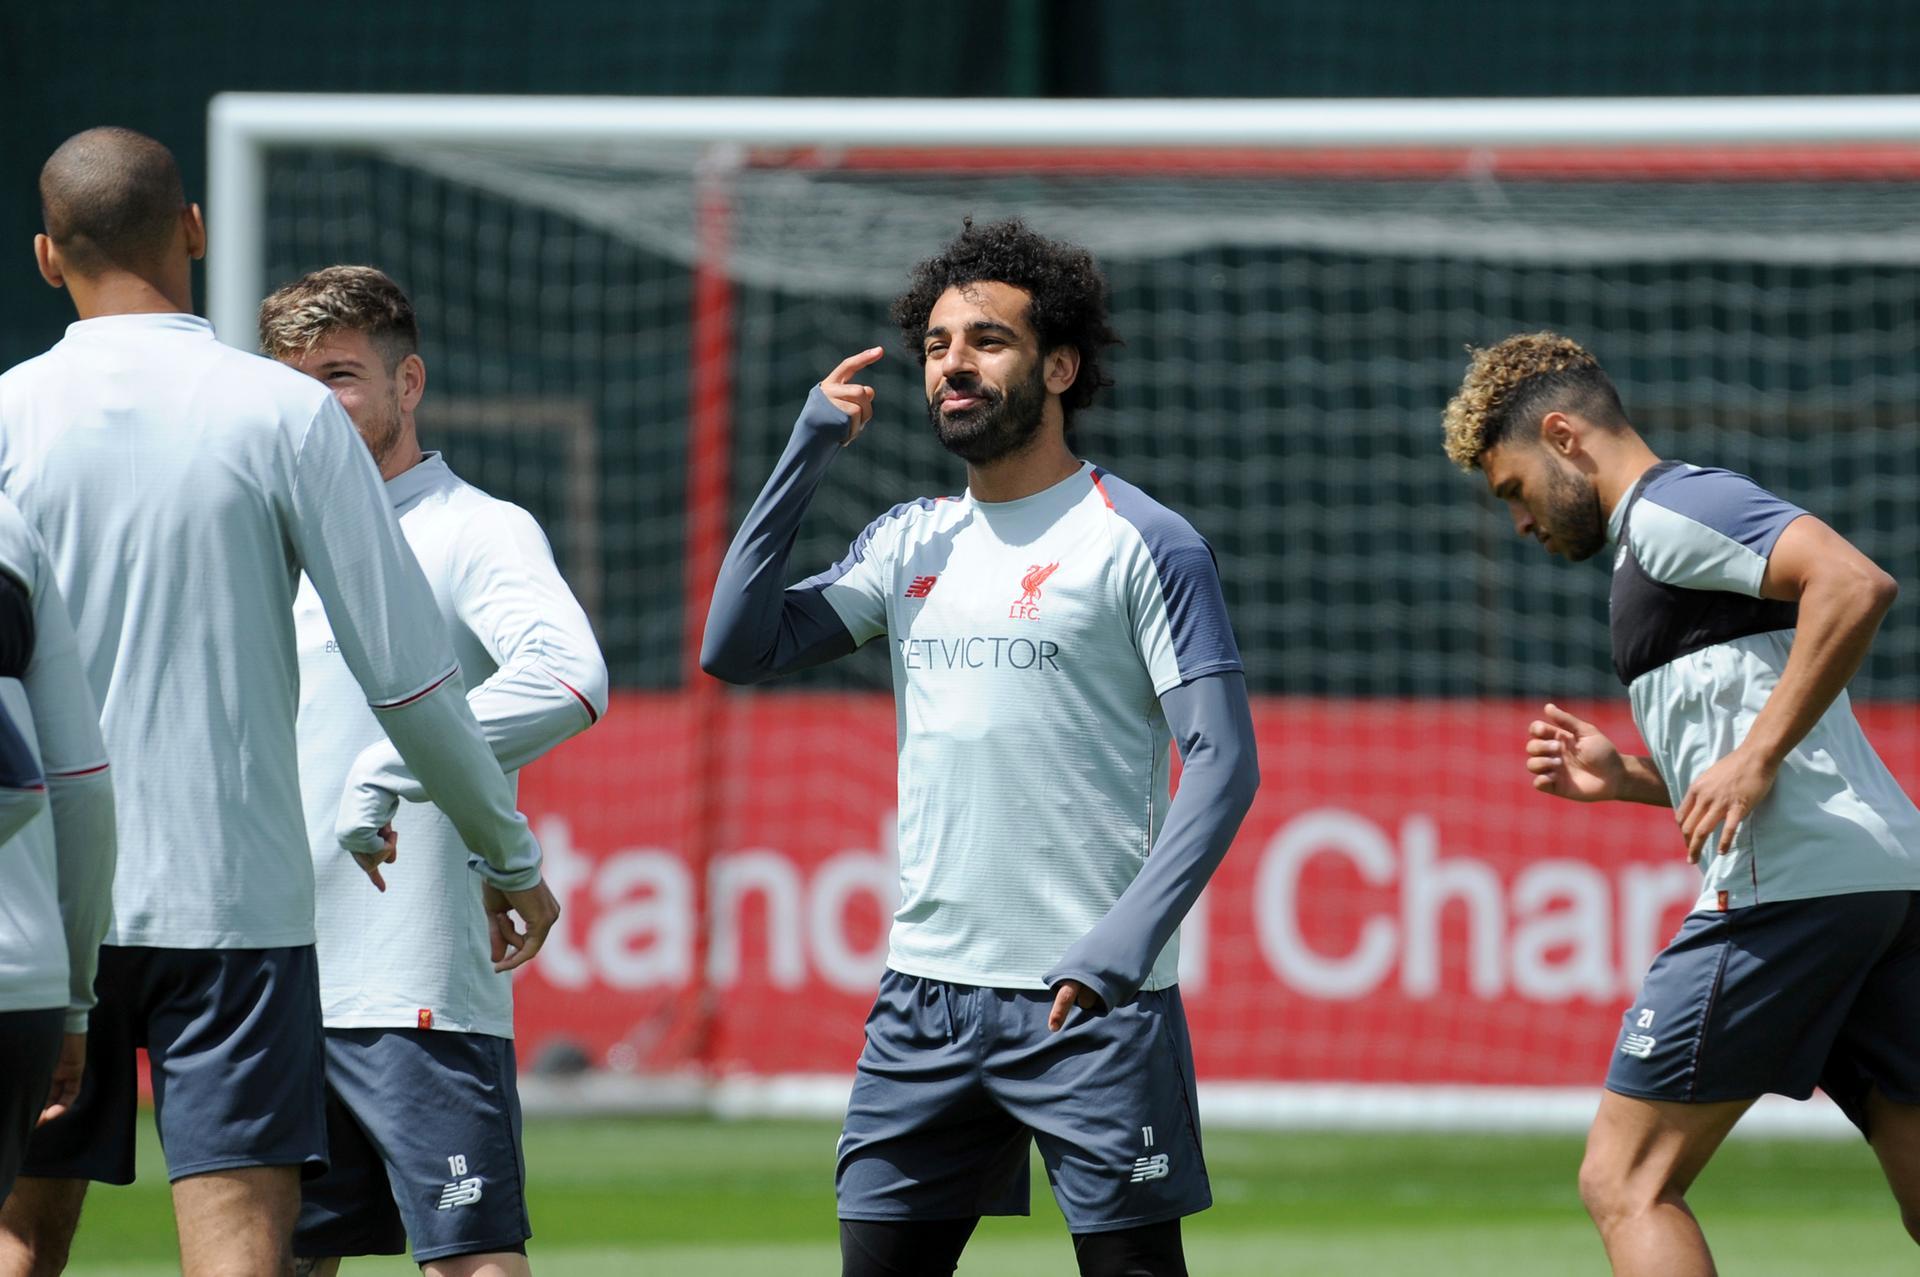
[1446, 332, 1920, 1276]
[261, 266, 604, 1277]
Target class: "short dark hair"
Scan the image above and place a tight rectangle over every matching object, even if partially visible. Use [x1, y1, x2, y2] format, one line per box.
[1442, 331, 1631, 470]
[257, 265, 420, 371]
[39, 127, 186, 276]
[890, 218, 1119, 423]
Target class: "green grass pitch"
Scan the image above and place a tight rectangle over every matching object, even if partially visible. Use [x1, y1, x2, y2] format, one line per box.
[60, 1115, 1914, 1274]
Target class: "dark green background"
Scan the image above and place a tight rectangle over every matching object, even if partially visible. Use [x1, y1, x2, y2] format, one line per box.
[7, 1, 1919, 695]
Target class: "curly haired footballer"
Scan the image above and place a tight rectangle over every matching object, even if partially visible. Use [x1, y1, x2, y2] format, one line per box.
[890, 217, 1119, 423]
[1442, 331, 1630, 471]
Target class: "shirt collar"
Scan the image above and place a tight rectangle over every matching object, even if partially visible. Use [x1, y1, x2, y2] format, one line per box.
[62, 312, 214, 342]
[966, 460, 1095, 511]
[384, 452, 450, 509]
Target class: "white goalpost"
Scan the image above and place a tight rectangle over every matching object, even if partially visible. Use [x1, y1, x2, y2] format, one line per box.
[206, 93, 1920, 346]
[207, 93, 1920, 1135]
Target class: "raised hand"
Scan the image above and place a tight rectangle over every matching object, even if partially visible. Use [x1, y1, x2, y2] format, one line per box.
[1525, 702, 1628, 802]
[821, 347, 883, 445]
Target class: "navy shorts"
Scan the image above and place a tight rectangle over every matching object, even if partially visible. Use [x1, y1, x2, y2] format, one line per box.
[22, 945, 326, 1184]
[295, 1028, 530, 1263]
[0, 1007, 63, 1201]
[836, 970, 1210, 1234]
[1606, 890, 1920, 1133]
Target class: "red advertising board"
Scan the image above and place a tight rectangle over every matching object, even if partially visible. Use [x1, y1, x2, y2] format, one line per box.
[512, 693, 1920, 1089]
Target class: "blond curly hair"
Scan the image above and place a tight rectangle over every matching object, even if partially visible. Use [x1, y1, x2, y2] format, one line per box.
[1442, 332, 1625, 471]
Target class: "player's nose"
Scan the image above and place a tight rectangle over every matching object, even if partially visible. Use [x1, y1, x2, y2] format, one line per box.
[937, 343, 974, 378]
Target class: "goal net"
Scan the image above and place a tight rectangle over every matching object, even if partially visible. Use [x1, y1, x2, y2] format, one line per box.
[210, 95, 1920, 1133]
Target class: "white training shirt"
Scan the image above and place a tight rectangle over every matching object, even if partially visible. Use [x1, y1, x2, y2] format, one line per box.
[0, 494, 117, 1031]
[297, 453, 606, 1035]
[0, 313, 541, 949]
[1610, 461, 1920, 910]
[803, 461, 1243, 990]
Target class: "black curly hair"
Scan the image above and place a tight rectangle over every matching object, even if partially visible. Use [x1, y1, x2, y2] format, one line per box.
[890, 218, 1119, 424]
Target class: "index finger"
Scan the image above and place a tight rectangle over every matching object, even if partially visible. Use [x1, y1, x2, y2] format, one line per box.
[1542, 703, 1586, 733]
[825, 347, 885, 384]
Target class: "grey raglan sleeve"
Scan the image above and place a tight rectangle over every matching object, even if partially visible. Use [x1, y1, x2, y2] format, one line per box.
[699, 387, 864, 684]
[1041, 670, 1261, 1010]
[18, 564, 116, 1034]
[0, 571, 45, 844]
[288, 395, 542, 891]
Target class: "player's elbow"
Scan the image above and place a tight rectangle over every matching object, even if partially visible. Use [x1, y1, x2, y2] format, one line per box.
[698, 631, 763, 686]
[1865, 566, 1900, 616]
[1227, 738, 1261, 811]
[573, 651, 611, 721]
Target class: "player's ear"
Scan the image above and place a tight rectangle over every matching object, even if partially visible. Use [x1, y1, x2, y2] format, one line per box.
[1044, 344, 1080, 396]
[33, 234, 64, 290]
[1539, 410, 1579, 458]
[183, 204, 207, 262]
[397, 353, 426, 413]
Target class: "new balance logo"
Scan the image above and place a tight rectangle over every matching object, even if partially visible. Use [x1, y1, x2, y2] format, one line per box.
[437, 1177, 484, 1209]
[1620, 1033, 1657, 1060]
[904, 575, 938, 599]
[1130, 1154, 1170, 1183]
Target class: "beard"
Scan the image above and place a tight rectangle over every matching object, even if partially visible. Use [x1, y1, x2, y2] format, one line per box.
[1541, 463, 1607, 561]
[354, 390, 406, 473]
[926, 359, 1048, 466]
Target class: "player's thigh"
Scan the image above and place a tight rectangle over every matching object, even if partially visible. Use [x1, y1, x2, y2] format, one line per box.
[422, 1251, 531, 1277]
[990, 985, 1210, 1234]
[840, 1217, 980, 1277]
[0, 1009, 64, 1201]
[172, 1164, 301, 1276]
[324, 1029, 531, 1265]
[837, 973, 1029, 1223]
[294, 1065, 406, 1261]
[1606, 894, 1908, 1113]
[1072, 1218, 1188, 1277]
[1861, 1088, 1920, 1236]
[1820, 892, 1920, 1138]
[18, 946, 146, 1187]
[1581, 1089, 1753, 1206]
[148, 946, 327, 1182]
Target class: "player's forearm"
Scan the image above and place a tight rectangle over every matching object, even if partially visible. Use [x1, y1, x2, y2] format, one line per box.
[1618, 755, 1671, 807]
[345, 657, 605, 804]
[700, 387, 858, 684]
[1042, 673, 1260, 1010]
[48, 770, 116, 1033]
[345, 671, 543, 890]
[1743, 566, 1897, 769]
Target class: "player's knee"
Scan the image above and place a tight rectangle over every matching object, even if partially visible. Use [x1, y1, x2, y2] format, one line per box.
[1578, 1148, 1680, 1232]
[1577, 1148, 1633, 1227]
[0, 1227, 75, 1277]
[0, 1181, 84, 1276]
[1071, 1219, 1187, 1277]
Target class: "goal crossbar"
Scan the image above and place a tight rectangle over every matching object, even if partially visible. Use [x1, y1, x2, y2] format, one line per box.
[206, 92, 1920, 346]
